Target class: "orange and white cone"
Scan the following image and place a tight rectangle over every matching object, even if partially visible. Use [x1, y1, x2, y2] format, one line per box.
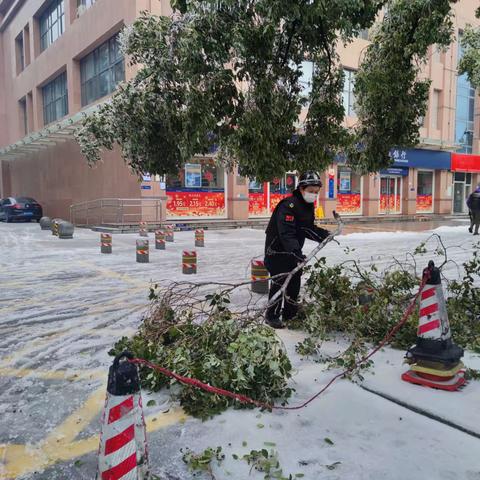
[402, 261, 466, 391]
[97, 352, 149, 480]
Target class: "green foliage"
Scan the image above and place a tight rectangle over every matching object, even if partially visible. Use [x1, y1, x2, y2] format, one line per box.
[182, 446, 225, 478]
[297, 246, 480, 370]
[110, 292, 293, 419]
[350, 0, 457, 172]
[76, 0, 457, 180]
[241, 449, 302, 480]
[458, 8, 480, 88]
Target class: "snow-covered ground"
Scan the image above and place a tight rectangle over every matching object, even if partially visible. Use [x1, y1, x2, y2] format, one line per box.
[0, 221, 479, 480]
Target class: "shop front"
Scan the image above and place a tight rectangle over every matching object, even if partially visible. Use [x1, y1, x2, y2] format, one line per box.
[165, 160, 227, 218]
[378, 167, 408, 214]
[336, 166, 362, 215]
[389, 148, 451, 215]
[248, 173, 297, 216]
[451, 153, 480, 214]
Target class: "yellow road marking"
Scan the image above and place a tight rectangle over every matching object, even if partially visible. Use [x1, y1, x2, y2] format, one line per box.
[0, 384, 188, 479]
[0, 366, 104, 382]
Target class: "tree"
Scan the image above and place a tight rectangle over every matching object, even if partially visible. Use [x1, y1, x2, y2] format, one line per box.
[76, 0, 457, 181]
[458, 7, 480, 89]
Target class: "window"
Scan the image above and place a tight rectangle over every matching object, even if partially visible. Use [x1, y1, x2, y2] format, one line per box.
[19, 97, 27, 135]
[431, 89, 442, 130]
[455, 32, 475, 154]
[342, 69, 356, 117]
[77, 0, 96, 15]
[16, 33, 24, 73]
[299, 61, 313, 97]
[40, 0, 65, 52]
[80, 34, 125, 106]
[42, 72, 68, 125]
[358, 29, 369, 41]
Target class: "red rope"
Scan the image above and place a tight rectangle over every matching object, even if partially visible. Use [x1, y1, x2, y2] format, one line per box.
[130, 271, 430, 411]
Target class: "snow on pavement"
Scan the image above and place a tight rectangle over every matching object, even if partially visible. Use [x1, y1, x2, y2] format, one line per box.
[0, 221, 479, 479]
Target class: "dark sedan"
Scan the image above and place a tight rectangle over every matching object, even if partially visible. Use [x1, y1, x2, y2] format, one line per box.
[0, 197, 43, 222]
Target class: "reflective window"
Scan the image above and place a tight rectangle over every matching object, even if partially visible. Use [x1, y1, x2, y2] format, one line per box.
[80, 34, 125, 106]
[455, 31, 475, 154]
[342, 69, 356, 117]
[40, 0, 65, 52]
[299, 61, 313, 97]
[42, 72, 68, 125]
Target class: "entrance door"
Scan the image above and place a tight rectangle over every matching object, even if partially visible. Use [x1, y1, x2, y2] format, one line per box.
[380, 176, 402, 214]
[453, 182, 465, 213]
[453, 172, 472, 214]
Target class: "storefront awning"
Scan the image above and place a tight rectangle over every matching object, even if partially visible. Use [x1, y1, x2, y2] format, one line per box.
[451, 153, 480, 173]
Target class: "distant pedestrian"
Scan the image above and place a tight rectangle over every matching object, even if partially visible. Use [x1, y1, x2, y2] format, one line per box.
[466, 185, 480, 235]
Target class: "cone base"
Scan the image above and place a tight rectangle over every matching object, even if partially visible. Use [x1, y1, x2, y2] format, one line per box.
[410, 361, 464, 378]
[401, 370, 466, 392]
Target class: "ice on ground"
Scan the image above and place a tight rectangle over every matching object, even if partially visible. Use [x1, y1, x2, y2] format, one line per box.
[0, 222, 479, 480]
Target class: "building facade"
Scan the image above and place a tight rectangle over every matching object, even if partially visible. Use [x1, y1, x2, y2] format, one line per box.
[0, 0, 479, 222]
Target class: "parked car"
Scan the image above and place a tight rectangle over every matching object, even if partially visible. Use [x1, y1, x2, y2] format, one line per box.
[0, 197, 43, 222]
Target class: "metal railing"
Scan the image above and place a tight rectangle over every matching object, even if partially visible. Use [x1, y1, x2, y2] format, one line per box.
[70, 198, 164, 226]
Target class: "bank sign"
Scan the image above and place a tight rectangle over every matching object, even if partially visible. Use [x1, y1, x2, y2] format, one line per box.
[389, 148, 451, 170]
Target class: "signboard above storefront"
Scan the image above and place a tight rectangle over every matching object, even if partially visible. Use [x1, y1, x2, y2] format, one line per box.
[390, 148, 451, 170]
[379, 167, 409, 176]
[335, 148, 451, 171]
[451, 153, 480, 173]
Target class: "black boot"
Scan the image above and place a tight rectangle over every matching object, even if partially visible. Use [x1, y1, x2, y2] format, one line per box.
[469, 227, 473, 233]
[266, 317, 285, 329]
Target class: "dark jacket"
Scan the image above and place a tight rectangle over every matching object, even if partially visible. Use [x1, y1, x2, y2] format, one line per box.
[467, 191, 480, 212]
[265, 189, 330, 258]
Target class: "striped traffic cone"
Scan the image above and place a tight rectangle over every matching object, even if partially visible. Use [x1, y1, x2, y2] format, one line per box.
[97, 352, 149, 480]
[402, 261, 466, 391]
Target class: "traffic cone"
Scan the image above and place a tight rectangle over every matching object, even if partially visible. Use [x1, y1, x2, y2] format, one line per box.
[402, 261, 466, 392]
[97, 352, 149, 479]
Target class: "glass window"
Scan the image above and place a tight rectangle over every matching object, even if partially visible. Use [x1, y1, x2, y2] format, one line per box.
[357, 29, 369, 40]
[78, 0, 96, 9]
[455, 31, 475, 154]
[342, 69, 356, 117]
[16, 34, 24, 73]
[417, 171, 434, 213]
[19, 98, 27, 135]
[40, 0, 64, 52]
[337, 166, 362, 215]
[80, 33, 125, 106]
[299, 61, 313, 97]
[42, 71, 68, 125]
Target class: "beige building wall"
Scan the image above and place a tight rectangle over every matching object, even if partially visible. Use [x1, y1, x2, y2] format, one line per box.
[1, 0, 480, 220]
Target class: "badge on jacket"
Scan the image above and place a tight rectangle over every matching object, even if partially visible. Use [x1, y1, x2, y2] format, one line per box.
[285, 215, 294, 222]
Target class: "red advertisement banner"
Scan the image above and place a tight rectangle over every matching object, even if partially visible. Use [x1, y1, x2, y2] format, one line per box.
[337, 193, 361, 215]
[380, 194, 401, 213]
[416, 194, 433, 212]
[166, 191, 226, 217]
[249, 192, 269, 216]
[270, 193, 291, 213]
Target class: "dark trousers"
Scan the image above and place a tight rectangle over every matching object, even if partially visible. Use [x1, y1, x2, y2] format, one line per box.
[264, 254, 302, 322]
[472, 210, 480, 234]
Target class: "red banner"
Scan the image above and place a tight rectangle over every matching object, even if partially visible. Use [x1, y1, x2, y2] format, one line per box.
[249, 192, 269, 216]
[270, 193, 291, 213]
[416, 194, 433, 212]
[167, 191, 225, 217]
[380, 194, 401, 213]
[337, 193, 361, 215]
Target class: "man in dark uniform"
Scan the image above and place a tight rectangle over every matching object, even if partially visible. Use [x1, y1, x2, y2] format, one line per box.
[467, 184, 480, 235]
[264, 171, 330, 328]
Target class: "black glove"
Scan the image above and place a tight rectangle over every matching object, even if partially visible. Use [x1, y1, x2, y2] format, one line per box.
[293, 251, 306, 264]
